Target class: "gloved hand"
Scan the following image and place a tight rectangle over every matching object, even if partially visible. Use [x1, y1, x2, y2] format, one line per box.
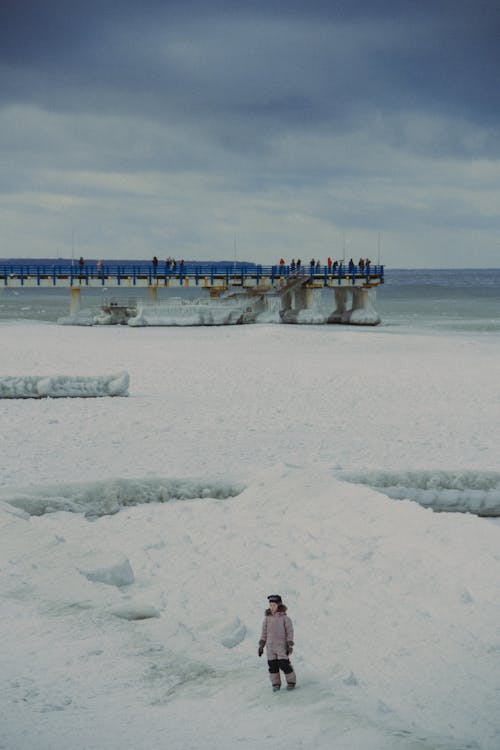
[258, 640, 265, 657]
[286, 641, 294, 656]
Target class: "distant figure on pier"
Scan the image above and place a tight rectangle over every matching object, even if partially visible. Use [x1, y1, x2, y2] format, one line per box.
[316, 259, 321, 270]
[358, 258, 365, 271]
[279, 258, 285, 266]
[332, 260, 338, 271]
[152, 256, 158, 275]
[79, 257, 85, 274]
[290, 259, 296, 272]
[310, 259, 315, 271]
[327, 257, 332, 270]
[297, 259, 301, 270]
[96, 258, 102, 274]
[348, 258, 355, 272]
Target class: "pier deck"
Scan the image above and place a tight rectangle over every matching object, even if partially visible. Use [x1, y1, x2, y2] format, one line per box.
[0, 261, 384, 290]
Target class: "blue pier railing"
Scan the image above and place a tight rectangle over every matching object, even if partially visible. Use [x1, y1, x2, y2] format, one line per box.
[0, 261, 384, 287]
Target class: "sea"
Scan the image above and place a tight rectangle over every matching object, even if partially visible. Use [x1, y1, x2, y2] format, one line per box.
[1, 266, 500, 334]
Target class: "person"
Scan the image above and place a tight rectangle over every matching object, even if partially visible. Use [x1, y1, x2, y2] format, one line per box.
[258, 594, 296, 692]
[152, 256, 158, 276]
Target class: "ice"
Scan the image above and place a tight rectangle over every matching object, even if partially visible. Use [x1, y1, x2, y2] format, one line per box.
[129, 299, 250, 326]
[58, 309, 96, 326]
[0, 372, 129, 398]
[219, 617, 247, 648]
[0, 478, 244, 517]
[1, 321, 500, 750]
[340, 470, 500, 516]
[82, 557, 135, 587]
[110, 603, 160, 620]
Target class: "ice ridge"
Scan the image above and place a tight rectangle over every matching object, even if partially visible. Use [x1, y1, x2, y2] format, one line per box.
[340, 469, 500, 516]
[0, 477, 244, 517]
[0, 373, 129, 398]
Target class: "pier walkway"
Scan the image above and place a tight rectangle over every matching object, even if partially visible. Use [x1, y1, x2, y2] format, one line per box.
[0, 261, 384, 290]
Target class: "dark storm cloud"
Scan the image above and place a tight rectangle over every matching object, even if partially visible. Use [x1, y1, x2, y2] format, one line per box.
[1, 1, 499, 265]
[2, 0, 500, 140]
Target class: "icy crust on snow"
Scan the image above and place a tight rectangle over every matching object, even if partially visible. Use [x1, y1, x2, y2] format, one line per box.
[0, 372, 129, 398]
[0, 477, 244, 517]
[341, 470, 500, 516]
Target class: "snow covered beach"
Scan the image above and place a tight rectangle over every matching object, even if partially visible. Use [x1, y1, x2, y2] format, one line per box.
[1, 321, 500, 749]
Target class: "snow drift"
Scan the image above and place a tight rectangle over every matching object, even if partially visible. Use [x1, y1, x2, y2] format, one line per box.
[0, 372, 129, 398]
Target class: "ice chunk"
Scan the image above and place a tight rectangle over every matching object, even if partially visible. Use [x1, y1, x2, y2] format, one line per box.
[0, 372, 129, 398]
[219, 617, 247, 648]
[110, 603, 160, 620]
[82, 558, 135, 587]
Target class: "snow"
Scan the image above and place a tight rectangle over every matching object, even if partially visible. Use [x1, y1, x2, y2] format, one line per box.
[1, 321, 500, 750]
[0, 372, 129, 398]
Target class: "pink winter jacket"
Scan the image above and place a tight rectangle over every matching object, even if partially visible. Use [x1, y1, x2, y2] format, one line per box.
[260, 606, 294, 652]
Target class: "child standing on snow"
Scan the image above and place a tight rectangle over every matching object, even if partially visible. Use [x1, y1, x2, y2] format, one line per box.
[258, 594, 296, 691]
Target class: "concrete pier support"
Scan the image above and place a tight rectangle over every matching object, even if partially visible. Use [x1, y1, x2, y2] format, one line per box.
[70, 287, 81, 315]
[327, 288, 351, 324]
[350, 288, 380, 325]
[328, 287, 380, 325]
[280, 285, 324, 323]
[280, 290, 293, 316]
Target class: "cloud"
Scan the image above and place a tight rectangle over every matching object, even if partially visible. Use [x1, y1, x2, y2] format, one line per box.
[1, 1, 499, 265]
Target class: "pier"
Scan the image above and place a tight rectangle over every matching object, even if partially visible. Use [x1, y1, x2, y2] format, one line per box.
[0, 261, 384, 325]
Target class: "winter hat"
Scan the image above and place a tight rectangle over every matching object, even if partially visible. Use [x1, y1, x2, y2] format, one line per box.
[267, 594, 282, 604]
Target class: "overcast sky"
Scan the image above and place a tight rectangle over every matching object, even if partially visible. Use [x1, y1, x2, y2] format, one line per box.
[1, 0, 499, 267]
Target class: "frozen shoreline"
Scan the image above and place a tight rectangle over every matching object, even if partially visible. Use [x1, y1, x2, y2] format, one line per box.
[1, 321, 499, 750]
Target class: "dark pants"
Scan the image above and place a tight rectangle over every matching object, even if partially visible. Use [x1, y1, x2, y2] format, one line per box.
[267, 657, 296, 687]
